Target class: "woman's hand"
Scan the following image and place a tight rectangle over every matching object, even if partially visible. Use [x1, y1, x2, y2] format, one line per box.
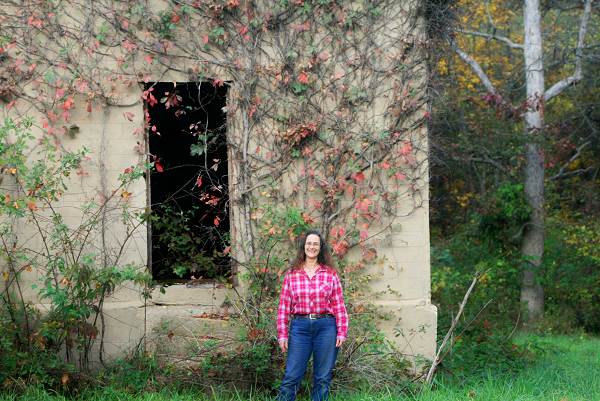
[336, 338, 345, 348]
[279, 339, 288, 353]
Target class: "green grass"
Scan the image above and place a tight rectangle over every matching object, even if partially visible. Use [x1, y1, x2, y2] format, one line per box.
[416, 334, 600, 401]
[1, 335, 599, 401]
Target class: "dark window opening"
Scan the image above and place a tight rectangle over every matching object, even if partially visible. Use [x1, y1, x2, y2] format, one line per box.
[144, 82, 230, 283]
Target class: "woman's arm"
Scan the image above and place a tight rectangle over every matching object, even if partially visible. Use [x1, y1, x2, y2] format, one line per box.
[277, 273, 293, 343]
[331, 272, 349, 342]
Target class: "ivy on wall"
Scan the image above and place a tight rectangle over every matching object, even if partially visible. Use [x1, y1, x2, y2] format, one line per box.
[0, 0, 430, 389]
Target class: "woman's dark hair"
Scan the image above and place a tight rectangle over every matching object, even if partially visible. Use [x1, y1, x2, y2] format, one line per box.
[290, 229, 335, 270]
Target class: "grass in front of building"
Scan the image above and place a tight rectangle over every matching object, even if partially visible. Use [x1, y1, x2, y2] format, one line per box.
[1, 335, 599, 401]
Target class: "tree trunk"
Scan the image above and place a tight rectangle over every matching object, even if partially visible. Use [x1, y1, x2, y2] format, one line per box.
[453, 0, 592, 326]
[521, 143, 545, 323]
[521, 0, 545, 325]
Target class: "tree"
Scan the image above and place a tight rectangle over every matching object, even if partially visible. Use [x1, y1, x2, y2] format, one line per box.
[450, 0, 594, 324]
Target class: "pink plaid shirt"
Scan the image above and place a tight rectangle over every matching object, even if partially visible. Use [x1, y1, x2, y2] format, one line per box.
[277, 265, 349, 341]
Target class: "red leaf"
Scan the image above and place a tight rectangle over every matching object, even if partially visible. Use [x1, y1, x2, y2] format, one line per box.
[144, 54, 154, 64]
[47, 111, 59, 122]
[155, 160, 164, 173]
[74, 79, 89, 93]
[394, 172, 406, 180]
[27, 201, 37, 211]
[361, 247, 377, 261]
[62, 97, 74, 111]
[355, 198, 372, 212]
[399, 141, 413, 156]
[27, 15, 43, 28]
[212, 79, 224, 87]
[352, 171, 365, 183]
[122, 39, 137, 53]
[222, 246, 231, 255]
[143, 88, 158, 107]
[343, 182, 354, 197]
[330, 227, 346, 238]
[331, 240, 349, 256]
[297, 71, 309, 84]
[293, 21, 310, 32]
[213, 216, 220, 226]
[195, 176, 203, 188]
[302, 213, 314, 224]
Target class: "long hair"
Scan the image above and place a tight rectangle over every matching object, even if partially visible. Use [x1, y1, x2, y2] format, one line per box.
[289, 229, 335, 270]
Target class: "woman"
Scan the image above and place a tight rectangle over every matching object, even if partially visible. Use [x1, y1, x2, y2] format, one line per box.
[277, 229, 349, 401]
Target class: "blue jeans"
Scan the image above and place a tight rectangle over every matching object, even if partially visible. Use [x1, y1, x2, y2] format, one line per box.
[278, 316, 338, 401]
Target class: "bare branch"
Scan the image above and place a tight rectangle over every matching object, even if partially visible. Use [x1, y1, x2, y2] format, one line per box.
[544, 0, 593, 103]
[452, 43, 501, 97]
[456, 29, 524, 50]
[464, 155, 509, 172]
[550, 166, 596, 180]
[452, 42, 517, 114]
[425, 272, 480, 384]
[549, 140, 590, 180]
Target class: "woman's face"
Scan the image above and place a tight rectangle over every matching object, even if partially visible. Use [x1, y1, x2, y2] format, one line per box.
[304, 234, 321, 260]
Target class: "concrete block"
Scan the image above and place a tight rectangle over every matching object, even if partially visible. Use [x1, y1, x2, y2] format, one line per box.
[373, 300, 437, 370]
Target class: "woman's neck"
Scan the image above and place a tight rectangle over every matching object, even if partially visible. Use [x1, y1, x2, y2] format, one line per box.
[304, 258, 319, 270]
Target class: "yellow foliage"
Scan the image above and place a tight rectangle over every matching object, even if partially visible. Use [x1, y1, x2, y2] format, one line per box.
[437, 59, 448, 75]
[448, 0, 521, 98]
[564, 223, 600, 263]
[548, 96, 575, 115]
[455, 192, 474, 208]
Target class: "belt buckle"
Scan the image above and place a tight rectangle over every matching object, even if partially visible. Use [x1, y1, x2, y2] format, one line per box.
[308, 313, 317, 320]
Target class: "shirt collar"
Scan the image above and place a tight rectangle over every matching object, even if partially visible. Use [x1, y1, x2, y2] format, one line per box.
[293, 264, 327, 276]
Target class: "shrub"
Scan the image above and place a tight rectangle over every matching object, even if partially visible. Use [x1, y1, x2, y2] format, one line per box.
[431, 187, 600, 378]
[0, 117, 150, 389]
[542, 216, 600, 333]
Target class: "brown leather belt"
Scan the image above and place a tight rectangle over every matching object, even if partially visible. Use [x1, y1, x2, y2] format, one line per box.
[292, 313, 333, 320]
